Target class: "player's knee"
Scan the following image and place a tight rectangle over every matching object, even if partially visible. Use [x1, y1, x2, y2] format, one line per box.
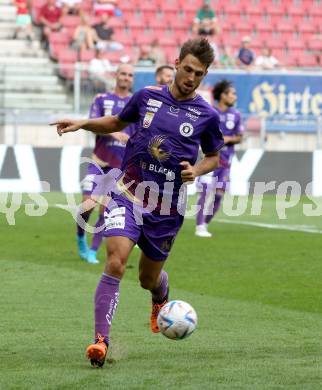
[106, 255, 126, 278]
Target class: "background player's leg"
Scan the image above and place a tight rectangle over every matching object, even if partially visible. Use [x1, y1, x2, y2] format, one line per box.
[88, 200, 110, 263]
[196, 183, 214, 237]
[76, 194, 97, 261]
[205, 190, 224, 225]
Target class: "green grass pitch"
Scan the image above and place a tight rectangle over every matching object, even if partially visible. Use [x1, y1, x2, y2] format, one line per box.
[1, 193, 322, 389]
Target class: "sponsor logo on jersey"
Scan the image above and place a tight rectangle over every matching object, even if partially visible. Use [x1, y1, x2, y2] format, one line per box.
[179, 122, 194, 137]
[167, 106, 180, 116]
[143, 111, 155, 128]
[117, 100, 126, 108]
[185, 112, 199, 121]
[147, 98, 163, 108]
[147, 106, 159, 113]
[188, 107, 201, 115]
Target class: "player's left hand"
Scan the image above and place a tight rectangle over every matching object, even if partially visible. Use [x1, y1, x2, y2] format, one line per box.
[180, 161, 196, 183]
[111, 132, 129, 144]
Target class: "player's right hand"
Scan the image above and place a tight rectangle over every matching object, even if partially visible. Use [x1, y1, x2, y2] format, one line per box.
[50, 119, 85, 136]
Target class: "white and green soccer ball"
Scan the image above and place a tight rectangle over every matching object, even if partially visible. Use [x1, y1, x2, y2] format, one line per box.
[157, 300, 198, 340]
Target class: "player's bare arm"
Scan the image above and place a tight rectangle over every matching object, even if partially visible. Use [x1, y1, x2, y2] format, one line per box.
[180, 152, 219, 182]
[51, 115, 129, 137]
[224, 134, 243, 144]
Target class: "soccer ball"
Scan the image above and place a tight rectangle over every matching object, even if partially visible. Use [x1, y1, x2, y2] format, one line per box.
[157, 300, 197, 340]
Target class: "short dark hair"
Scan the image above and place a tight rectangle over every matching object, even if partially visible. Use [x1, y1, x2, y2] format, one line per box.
[179, 38, 214, 68]
[155, 65, 174, 77]
[213, 79, 233, 101]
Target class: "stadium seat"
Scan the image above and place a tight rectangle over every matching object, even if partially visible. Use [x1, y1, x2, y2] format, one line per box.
[307, 39, 322, 51]
[265, 3, 285, 17]
[80, 49, 95, 63]
[60, 15, 81, 29]
[57, 48, 78, 63]
[119, 0, 137, 13]
[107, 17, 126, 29]
[297, 53, 318, 67]
[159, 0, 180, 16]
[308, 2, 322, 18]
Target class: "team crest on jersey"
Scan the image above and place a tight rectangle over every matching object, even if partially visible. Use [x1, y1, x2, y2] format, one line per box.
[226, 120, 235, 129]
[143, 111, 155, 128]
[179, 122, 194, 137]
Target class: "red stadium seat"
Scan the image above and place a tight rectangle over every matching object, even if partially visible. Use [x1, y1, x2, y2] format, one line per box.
[307, 39, 322, 51]
[57, 48, 78, 63]
[297, 53, 318, 67]
[159, 0, 180, 15]
[158, 33, 178, 47]
[126, 14, 144, 31]
[265, 3, 286, 17]
[308, 2, 322, 18]
[80, 49, 95, 63]
[60, 15, 81, 29]
[119, 0, 137, 13]
[276, 19, 297, 33]
[107, 17, 126, 29]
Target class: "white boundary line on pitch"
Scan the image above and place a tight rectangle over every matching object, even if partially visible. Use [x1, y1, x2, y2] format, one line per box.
[215, 219, 322, 234]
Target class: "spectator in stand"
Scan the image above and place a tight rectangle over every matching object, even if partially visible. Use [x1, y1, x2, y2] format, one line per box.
[236, 36, 255, 69]
[255, 47, 279, 70]
[219, 45, 235, 68]
[155, 65, 174, 85]
[137, 46, 155, 66]
[39, 0, 62, 46]
[89, 48, 113, 90]
[193, 0, 219, 37]
[93, 0, 117, 17]
[94, 13, 123, 51]
[150, 39, 166, 65]
[72, 14, 98, 52]
[57, 0, 82, 16]
[13, 0, 34, 41]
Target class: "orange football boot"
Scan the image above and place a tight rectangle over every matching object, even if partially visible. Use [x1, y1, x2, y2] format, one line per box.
[150, 299, 168, 333]
[86, 335, 108, 367]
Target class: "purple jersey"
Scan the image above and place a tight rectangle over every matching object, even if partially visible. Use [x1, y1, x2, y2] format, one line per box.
[216, 107, 243, 168]
[90, 92, 134, 168]
[117, 85, 224, 212]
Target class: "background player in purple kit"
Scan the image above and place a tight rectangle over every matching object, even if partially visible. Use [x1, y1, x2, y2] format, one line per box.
[155, 64, 175, 86]
[77, 63, 134, 264]
[195, 80, 243, 237]
[52, 38, 224, 368]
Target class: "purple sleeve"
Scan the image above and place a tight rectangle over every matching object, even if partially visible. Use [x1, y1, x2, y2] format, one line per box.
[89, 95, 104, 119]
[200, 112, 224, 154]
[118, 89, 144, 123]
[234, 112, 243, 135]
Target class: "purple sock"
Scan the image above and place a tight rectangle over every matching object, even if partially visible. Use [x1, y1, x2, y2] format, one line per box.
[95, 273, 120, 344]
[76, 209, 91, 237]
[205, 193, 223, 224]
[151, 270, 169, 303]
[91, 213, 105, 251]
[196, 183, 207, 226]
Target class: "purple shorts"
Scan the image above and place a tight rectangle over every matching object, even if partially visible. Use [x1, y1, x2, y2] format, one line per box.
[81, 163, 112, 196]
[198, 166, 230, 191]
[102, 193, 184, 261]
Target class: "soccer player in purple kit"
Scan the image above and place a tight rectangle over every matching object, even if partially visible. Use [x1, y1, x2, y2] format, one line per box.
[195, 79, 243, 237]
[77, 63, 134, 264]
[52, 38, 224, 367]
